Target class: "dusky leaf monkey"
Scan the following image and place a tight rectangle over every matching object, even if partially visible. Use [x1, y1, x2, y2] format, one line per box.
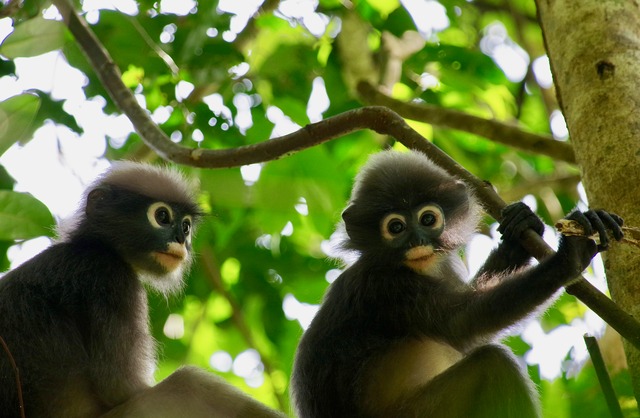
[0, 162, 285, 418]
[291, 150, 623, 418]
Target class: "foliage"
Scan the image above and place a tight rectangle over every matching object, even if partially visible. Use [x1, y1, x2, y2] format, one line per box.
[0, 0, 635, 416]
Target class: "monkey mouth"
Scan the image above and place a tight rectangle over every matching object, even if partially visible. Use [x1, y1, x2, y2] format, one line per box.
[403, 246, 437, 273]
[153, 243, 187, 272]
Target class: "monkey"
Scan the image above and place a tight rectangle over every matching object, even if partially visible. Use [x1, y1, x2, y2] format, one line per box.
[0, 162, 285, 418]
[290, 150, 624, 418]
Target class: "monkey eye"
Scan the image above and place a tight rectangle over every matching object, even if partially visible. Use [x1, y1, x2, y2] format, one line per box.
[416, 205, 444, 230]
[420, 212, 437, 226]
[381, 213, 407, 240]
[182, 219, 191, 235]
[148, 202, 174, 228]
[155, 208, 171, 225]
[388, 220, 406, 234]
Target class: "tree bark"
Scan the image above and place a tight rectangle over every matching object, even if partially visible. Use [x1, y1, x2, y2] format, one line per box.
[535, 0, 640, 401]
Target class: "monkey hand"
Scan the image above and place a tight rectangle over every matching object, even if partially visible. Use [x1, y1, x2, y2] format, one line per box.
[497, 202, 545, 242]
[565, 209, 624, 251]
[554, 209, 624, 278]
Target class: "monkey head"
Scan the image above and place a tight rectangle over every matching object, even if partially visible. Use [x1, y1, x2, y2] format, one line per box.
[341, 150, 481, 274]
[58, 162, 202, 293]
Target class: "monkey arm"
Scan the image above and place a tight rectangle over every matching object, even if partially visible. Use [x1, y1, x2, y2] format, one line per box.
[450, 239, 610, 342]
[447, 243, 590, 343]
[101, 366, 286, 418]
[449, 209, 622, 342]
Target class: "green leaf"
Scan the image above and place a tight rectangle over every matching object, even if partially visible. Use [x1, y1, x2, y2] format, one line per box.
[0, 16, 66, 58]
[366, 0, 400, 18]
[0, 191, 55, 240]
[33, 90, 82, 135]
[0, 59, 16, 77]
[0, 94, 41, 156]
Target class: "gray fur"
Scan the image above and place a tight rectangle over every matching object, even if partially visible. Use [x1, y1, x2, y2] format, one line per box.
[0, 162, 286, 418]
[292, 150, 622, 418]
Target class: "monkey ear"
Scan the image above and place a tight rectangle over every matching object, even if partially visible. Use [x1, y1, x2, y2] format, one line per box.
[440, 179, 468, 193]
[86, 186, 112, 217]
[341, 204, 355, 223]
[341, 204, 357, 238]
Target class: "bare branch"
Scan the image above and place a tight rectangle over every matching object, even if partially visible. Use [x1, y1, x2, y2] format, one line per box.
[358, 81, 576, 163]
[472, 0, 539, 25]
[127, 16, 179, 76]
[583, 335, 624, 418]
[498, 174, 581, 202]
[556, 220, 640, 249]
[200, 246, 288, 412]
[52, 0, 640, 348]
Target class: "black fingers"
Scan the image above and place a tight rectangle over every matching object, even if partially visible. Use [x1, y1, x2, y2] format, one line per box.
[600, 211, 624, 240]
[498, 202, 545, 242]
[566, 209, 624, 251]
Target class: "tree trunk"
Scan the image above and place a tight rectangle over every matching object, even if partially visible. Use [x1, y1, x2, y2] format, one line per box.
[535, 0, 640, 401]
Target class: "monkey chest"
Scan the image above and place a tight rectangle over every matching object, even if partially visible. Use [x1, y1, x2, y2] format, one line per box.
[361, 338, 463, 411]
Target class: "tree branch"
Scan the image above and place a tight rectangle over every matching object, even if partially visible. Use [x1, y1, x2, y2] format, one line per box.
[472, 0, 539, 25]
[584, 335, 624, 418]
[127, 16, 179, 76]
[199, 246, 287, 412]
[498, 174, 581, 203]
[52, 0, 640, 349]
[357, 81, 576, 163]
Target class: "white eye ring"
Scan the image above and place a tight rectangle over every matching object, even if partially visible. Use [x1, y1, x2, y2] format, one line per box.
[417, 205, 444, 230]
[148, 202, 174, 229]
[381, 213, 407, 241]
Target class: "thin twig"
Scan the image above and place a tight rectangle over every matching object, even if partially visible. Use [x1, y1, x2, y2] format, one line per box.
[127, 16, 179, 76]
[584, 335, 624, 418]
[51, 0, 640, 349]
[0, 335, 25, 418]
[357, 81, 576, 163]
[199, 246, 288, 412]
[556, 220, 640, 249]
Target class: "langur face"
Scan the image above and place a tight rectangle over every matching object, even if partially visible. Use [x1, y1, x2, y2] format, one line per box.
[145, 201, 194, 273]
[379, 203, 446, 274]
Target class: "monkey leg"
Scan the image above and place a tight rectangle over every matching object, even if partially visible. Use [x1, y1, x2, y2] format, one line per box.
[392, 344, 540, 418]
[100, 366, 285, 418]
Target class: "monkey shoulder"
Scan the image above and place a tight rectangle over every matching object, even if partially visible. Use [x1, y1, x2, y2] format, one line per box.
[0, 239, 144, 350]
[294, 270, 378, 376]
[0, 240, 135, 309]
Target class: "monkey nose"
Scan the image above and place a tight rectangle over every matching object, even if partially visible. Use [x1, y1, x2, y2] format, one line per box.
[409, 234, 428, 247]
[175, 229, 187, 244]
